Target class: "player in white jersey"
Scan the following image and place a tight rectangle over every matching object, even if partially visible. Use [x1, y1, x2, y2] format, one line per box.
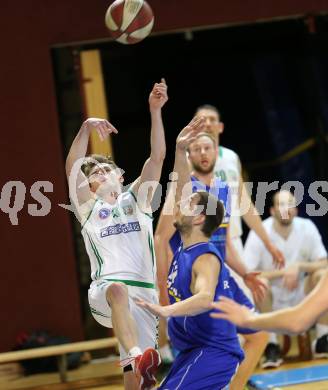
[66, 80, 168, 390]
[195, 104, 284, 270]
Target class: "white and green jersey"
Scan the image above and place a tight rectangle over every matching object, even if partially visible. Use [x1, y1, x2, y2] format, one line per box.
[214, 146, 242, 238]
[81, 191, 156, 286]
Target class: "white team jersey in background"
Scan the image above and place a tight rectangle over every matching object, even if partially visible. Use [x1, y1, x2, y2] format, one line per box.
[81, 191, 156, 284]
[214, 146, 242, 238]
[244, 216, 327, 308]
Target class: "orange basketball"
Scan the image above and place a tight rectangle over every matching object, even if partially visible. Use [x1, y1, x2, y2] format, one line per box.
[105, 0, 154, 44]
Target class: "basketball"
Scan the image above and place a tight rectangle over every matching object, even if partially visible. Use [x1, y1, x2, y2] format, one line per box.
[105, 0, 154, 44]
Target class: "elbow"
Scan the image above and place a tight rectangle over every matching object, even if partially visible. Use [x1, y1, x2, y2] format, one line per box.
[289, 321, 307, 334]
[200, 292, 214, 310]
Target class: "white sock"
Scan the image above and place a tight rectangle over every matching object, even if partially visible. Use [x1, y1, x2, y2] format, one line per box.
[269, 333, 278, 345]
[159, 344, 174, 362]
[128, 346, 142, 358]
[316, 324, 328, 339]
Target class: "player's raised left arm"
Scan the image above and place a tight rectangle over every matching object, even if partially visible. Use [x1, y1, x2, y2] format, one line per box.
[136, 253, 220, 317]
[130, 79, 168, 203]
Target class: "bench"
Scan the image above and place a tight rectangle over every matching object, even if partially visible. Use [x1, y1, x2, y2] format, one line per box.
[0, 337, 118, 383]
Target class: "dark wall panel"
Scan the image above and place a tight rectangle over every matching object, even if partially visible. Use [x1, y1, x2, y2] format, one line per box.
[0, 0, 327, 351]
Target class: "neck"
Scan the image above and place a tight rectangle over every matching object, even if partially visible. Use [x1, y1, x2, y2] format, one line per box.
[94, 191, 118, 205]
[181, 230, 209, 248]
[192, 170, 215, 187]
[272, 218, 293, 238]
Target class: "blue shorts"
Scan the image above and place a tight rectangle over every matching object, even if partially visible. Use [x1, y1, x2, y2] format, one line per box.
[229, 276, 258, 335]
[158, 346, 239, 390]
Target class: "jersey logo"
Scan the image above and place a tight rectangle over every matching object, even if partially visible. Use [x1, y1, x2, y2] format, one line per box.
[98, 208, 110, 219]
[223, 280, 230, 290]
[111, 207, 121, 218]
[123, 205, 133, 216]
[100, 221, 141, 237]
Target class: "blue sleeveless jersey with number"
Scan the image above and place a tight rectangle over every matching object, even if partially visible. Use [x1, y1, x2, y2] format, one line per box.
[170, 176, 230, 260]
[167, 241, 244, 360]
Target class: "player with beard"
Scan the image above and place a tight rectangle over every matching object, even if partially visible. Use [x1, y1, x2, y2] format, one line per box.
[137, 122, 245, 389]
[156, 132, 268, 389]
[155, 105, 284, 369]
[240, 190, 328, 368]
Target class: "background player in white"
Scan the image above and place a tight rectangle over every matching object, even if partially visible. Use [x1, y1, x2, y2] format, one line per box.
[65, 80, 168, 390]
[243, 190, 328, 367]
[194, 104, 284, 270]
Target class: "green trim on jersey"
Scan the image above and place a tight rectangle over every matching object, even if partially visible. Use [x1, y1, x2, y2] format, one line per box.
[128, 190, 153, 219]
[103, 278, 155, 289]
[81, 198, 99, 230]
[219, 146, 223, 158]
[87, 233, 104, 279]
[147, 232, 155, 267]
[128, 189, 138, 203]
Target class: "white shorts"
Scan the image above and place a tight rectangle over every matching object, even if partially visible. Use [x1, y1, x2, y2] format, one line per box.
[88, 279, 159, 360]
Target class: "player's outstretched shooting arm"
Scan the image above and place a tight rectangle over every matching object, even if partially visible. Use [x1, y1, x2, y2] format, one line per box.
[129, 79, 168, 208]
[154, 117, 205, 302]
[65, 118, 118, 205]
[211, 270, 328, 334]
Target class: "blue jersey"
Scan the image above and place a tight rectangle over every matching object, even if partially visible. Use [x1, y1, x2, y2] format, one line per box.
[170, 176, 230, 260]
[167, 241, 244, 360]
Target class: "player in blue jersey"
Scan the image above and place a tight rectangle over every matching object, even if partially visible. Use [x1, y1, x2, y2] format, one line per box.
[137, 123, 244, 389]
[155, 132, 268, 389]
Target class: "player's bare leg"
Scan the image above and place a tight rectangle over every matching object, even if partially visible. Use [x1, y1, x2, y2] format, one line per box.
[305, 269, 328, 357]
[106, 283, 139, 353]
[230, 331, 269, 390]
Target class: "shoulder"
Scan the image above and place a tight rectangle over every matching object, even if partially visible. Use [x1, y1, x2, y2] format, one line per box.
[262, 216, 273, 228]
[220, 146, 240, 162]
[295, 217, 319, 233]
[193, 252, 221, 272]
[80, 197, 100, 227]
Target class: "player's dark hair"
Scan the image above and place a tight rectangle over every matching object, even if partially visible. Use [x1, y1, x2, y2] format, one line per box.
[81, 154, 117, 177]
[196, 190, 224, 237]
[195, 104, 221, 120]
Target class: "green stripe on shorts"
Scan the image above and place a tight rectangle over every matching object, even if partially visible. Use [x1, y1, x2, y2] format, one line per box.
[103, 278, 155, 289]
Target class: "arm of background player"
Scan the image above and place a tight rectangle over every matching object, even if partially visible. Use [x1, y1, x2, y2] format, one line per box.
[238, 174, 285, 269]
[226, 228, 267, 302]
[155, 189, 176, 305]
[129, 79, 167, 207]
[259, 260, 327, 281]
[137, 253, 220, 317]
[154, 118, 205, 304]
[172, 116, 205, 204]
[65, 118, 118, 204]
[211, 271, 328, 334]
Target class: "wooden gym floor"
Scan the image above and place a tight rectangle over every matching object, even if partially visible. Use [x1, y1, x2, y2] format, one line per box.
[2, 338, 328, 390]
